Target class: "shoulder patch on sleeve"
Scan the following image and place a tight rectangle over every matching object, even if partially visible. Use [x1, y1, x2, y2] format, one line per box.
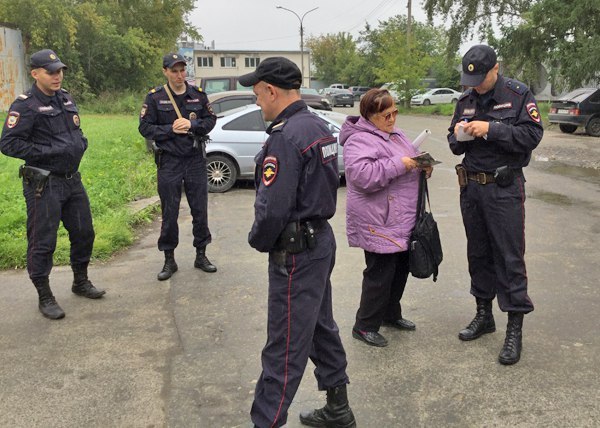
[505, 79, 527, 95]
[262, 156, 278, 186]
[6, 111, 20, 129]
[526, 102, 541, 123]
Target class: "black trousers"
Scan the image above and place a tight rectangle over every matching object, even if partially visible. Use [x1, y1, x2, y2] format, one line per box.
[157, 152, 211, 251]
[354, 250, 410, 332]
[251, 225, 349, 428]
[460, 176, 534, 313]
[24, 174, 95, 279]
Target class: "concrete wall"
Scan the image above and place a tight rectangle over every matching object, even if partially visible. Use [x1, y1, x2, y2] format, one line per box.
[0, 25, 28, 111]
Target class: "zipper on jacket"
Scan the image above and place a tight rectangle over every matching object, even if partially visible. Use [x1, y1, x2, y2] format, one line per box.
[368, 226, 406, 251]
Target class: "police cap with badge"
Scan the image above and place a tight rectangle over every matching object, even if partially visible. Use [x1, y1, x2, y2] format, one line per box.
[163, 53, 187, 69]
[30, 49, 67, 72]
[460, 44, 497, 87]
[238, 57, 302, 89]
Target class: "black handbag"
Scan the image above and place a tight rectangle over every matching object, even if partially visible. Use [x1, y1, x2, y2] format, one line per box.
[409, 171, 443, 281]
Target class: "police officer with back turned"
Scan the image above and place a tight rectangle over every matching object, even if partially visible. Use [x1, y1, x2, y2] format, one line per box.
[0, 49, 105, 320]
[139, 53, 217, 281]
[448, 45, 543, 365]
[239, 57, 355, 428]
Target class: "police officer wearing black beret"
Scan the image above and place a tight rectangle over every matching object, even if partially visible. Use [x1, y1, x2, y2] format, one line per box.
[139, 53, 217, 281]
[448, 45, 543, 365]
[0, 49, 106, 320]
[239, 57, 355, 428]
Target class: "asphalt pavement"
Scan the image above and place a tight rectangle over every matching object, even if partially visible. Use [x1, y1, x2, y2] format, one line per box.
[1, 112, 598, 428]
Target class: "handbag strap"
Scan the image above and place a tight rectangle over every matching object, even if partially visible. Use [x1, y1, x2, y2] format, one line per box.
[416, 170, 432, 220]
[163, 84, 183, 119]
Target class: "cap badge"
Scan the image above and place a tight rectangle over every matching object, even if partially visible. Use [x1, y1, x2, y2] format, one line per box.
[173, 55, 178, 59]
[49, 54, 56, 60]
[468, 64, 474, 72]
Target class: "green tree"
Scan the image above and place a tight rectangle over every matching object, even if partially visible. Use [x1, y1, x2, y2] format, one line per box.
[424, 0, 600, 90]
[306, 33, 361, 85]
[0, 0, 198, 97]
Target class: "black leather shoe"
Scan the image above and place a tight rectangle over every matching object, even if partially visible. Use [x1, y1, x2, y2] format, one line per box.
[39, 297, 65, 320]
[352, 327, 388, 347]
[384, 318, 416, 331]
[72, 280, 106, 299]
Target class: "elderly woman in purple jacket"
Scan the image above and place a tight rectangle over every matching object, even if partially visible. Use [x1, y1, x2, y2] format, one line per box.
[340, 88, 432, 347]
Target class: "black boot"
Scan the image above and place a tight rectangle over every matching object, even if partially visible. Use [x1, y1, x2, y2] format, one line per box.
[33, 277, 65, 320]
[194, 247, 217, 273]
[157, 250, 178, 281]
[458, 297, 496, 341]
[499, 312, 524, 365]
[71, 262, 106, 298]
[299, 384, 356, 428]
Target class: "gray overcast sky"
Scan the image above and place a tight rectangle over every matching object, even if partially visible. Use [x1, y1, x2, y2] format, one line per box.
[189, 0, 443, 51]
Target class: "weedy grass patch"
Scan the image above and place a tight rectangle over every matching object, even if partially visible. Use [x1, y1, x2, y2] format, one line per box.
[0, 114, 157, 269]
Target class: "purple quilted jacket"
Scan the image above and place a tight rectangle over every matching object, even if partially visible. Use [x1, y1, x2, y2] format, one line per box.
[340, 115, 420, 253]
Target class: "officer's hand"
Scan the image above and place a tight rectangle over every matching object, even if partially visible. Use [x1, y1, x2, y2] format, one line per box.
[401, 157, 418, 171]
[172, 118, 191, 134]
[462, 121, 489, 138]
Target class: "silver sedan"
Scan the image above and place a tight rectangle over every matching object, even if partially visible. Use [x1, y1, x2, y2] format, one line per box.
[206, 104, 346, 192]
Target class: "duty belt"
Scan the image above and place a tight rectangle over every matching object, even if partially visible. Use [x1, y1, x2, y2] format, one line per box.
[50, 171, 79, 179]
[467, 172, 495, 185]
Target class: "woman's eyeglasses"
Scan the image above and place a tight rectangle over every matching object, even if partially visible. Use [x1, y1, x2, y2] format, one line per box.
[378, 109, 399, 121]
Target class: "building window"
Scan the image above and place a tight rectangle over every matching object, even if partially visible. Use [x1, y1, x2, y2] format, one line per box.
[197, 57, 213, 67]
[245, 57, 260, 68]
[220, 57, 236, 68]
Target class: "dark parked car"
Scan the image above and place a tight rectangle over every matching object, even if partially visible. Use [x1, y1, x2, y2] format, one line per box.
[548, 88, 600, 136]
[207, 89, 332, 113]
[349, 86, 371, 100]
[325, 88, 355, 107]
[300, 87, 332, 110]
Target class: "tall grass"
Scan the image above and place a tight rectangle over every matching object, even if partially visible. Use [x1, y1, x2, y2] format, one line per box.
[0, 114, 157, 269]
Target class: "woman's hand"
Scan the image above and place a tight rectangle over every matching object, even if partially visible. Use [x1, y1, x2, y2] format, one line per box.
[421, 166, 433, 178]
[401, 157, 418, 171]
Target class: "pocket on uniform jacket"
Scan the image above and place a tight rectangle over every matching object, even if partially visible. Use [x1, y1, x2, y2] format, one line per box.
[157, 103, 175, 121]
[64, 105, 81, 130]
[487, 109, 517, 124]
[38, 109, 66, 135]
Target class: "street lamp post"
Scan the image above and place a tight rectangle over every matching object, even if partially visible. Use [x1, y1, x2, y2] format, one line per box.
[276, 5, 318, 87]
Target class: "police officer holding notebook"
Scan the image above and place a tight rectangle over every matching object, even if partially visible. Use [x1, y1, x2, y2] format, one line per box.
[0, 49, 105, 320]
[239, 57, 355, 428]
[448, 44, 543, 365]
[139, 53, 217, 281]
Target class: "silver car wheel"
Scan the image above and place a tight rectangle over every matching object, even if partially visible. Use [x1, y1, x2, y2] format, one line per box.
[206, 155, 238, 193]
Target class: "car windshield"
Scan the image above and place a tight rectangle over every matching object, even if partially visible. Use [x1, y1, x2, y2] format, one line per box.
[301, 88, 320, 95]
[558, 88, 596, 103]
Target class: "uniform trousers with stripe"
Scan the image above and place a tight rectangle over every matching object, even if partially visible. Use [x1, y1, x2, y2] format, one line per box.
[157, 152, 211, 251]
[251, 224, 350, 428]
[460, 176, 534, 313]
[23, 174, 95, 280]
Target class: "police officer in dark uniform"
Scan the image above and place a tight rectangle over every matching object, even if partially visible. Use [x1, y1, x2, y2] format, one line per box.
[139, 53, 217, 281]
[448, 45, 543, 365]
[0, 49, 105, 320]
[239, 57, 355, 428]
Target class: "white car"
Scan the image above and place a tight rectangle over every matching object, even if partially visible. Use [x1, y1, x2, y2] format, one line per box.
[206, 104, 346, 192]
[411, 88, 463, 105]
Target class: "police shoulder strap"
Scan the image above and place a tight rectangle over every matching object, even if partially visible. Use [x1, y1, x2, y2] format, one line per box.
[163, 84, 183, 119]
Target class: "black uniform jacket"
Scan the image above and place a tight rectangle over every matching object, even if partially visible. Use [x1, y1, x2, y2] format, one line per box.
[448, 75, 544, 172]
[249, 100, 339, 253]
[0, 84, 88, 174]
[138, 83, 216, 157]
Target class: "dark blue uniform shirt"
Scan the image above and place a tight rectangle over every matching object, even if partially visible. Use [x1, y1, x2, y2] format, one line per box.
[0, 84, 88, 174]
[249, 100, 339, 252]
[448, 75, 544, 172]
[138, 83, 216, 157]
